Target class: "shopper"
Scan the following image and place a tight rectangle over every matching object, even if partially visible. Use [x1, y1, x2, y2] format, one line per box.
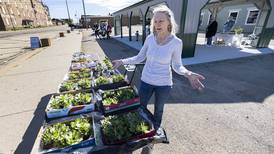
[106, 24, 112, 39]
[223, 16, 235, 33]
[113, 5, 205, 154]
[206, 20, 218, 46]
[94, 23, 100, 39]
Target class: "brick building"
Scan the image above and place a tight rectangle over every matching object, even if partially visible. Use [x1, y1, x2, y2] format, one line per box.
[0, 0, 51, 31]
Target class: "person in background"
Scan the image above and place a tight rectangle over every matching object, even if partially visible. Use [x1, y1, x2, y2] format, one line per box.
[94, 23, 100, 39]
[223, 16, 235, 33]
[106, 24, 112, 39]
[206, 20, 218, 46]
[146, 24, 151, 36]
[112, 5, 205, 154]
[135, 30, 139, 41]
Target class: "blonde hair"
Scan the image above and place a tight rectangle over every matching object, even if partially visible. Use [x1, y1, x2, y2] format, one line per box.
[150, 5, 178, 35]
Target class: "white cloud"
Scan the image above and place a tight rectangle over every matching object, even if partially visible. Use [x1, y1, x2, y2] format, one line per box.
[85, 0, 142, 12]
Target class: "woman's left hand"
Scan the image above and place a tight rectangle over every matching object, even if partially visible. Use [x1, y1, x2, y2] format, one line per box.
[186, 72, 205, 91]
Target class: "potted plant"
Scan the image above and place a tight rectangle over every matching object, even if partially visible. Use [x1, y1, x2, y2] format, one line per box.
[233, 27, 244, 46]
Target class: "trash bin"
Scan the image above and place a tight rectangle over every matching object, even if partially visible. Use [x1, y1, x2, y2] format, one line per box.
[59, 32, 65, 37]
[30, 37, 41, 49]
[40, 38, 51, 47]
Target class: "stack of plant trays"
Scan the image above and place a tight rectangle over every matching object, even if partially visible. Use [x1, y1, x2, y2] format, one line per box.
[91, 58, 129, 91]
[70, 54, 97, 71]
[59, 68, 93, 93]
[33, 52, 169, 154]
[34, 52, 98, 153]
[47, 53, 97, 120]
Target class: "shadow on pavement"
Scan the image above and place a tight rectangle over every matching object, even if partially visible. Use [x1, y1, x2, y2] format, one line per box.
[14, 94, 52, 154]
[95, 36, 274, 105]
[96, 38, 138, 60]
[169, 54, 274, 104]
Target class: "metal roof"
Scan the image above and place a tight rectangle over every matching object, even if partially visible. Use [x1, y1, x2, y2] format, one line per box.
[112, 0, 153, 15]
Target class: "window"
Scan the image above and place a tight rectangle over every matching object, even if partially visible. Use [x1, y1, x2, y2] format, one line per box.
[5, 18, 9, 25]
[228, 11, 239, 22]
[10, 8, 13, 14]
[246, 10, 259, 25]
[13, 17, 16, 25]
[1, 6, 6, 14]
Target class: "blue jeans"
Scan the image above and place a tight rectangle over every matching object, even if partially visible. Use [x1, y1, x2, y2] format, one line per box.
[139, 81, 172, 129]
[207, 37, 212, 45]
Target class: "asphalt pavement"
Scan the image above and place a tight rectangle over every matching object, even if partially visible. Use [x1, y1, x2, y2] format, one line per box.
[82, 31, 274, 154]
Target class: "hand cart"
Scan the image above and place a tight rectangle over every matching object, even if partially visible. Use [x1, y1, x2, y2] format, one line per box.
[31, 64, 169, 154]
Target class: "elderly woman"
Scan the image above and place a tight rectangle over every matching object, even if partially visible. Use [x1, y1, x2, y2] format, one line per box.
[113, 5, 205, 153]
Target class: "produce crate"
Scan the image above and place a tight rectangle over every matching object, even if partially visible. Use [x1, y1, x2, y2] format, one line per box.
[64, 68, 93, 81]
[71, 55, 94, 63]
[59, 32, 65, 37]
[70, 61, 97, 71]
[96, 86, 140, 115]
[45, 90, 96, 120]
[38, 114, 96, 153]
[71, 52, 99, 62]
[40, 38, 51, 47]
[92, 71, 129, 91]
[58, 78, 92, 93]
[99, 108, 156, 145]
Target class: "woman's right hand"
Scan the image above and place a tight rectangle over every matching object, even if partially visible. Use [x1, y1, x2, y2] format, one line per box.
[112, 60, 123, 69]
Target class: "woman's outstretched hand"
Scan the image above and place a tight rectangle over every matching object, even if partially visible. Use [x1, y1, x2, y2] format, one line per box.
[112, 60, 123, 69]
[186, 72, 205, 91]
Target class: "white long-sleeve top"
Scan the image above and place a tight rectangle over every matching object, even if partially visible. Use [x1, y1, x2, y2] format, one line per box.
[121, 34, 190, 86]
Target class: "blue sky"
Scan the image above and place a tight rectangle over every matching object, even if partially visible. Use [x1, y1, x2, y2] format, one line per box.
[43, 0, 142, 23]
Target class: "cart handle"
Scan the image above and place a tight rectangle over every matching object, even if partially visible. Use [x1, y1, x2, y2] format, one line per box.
[123, 63, 145, 84]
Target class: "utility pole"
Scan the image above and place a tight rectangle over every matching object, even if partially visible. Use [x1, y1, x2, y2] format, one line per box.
[65, 0, 71, 24]
[81, 0, 87, 28]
